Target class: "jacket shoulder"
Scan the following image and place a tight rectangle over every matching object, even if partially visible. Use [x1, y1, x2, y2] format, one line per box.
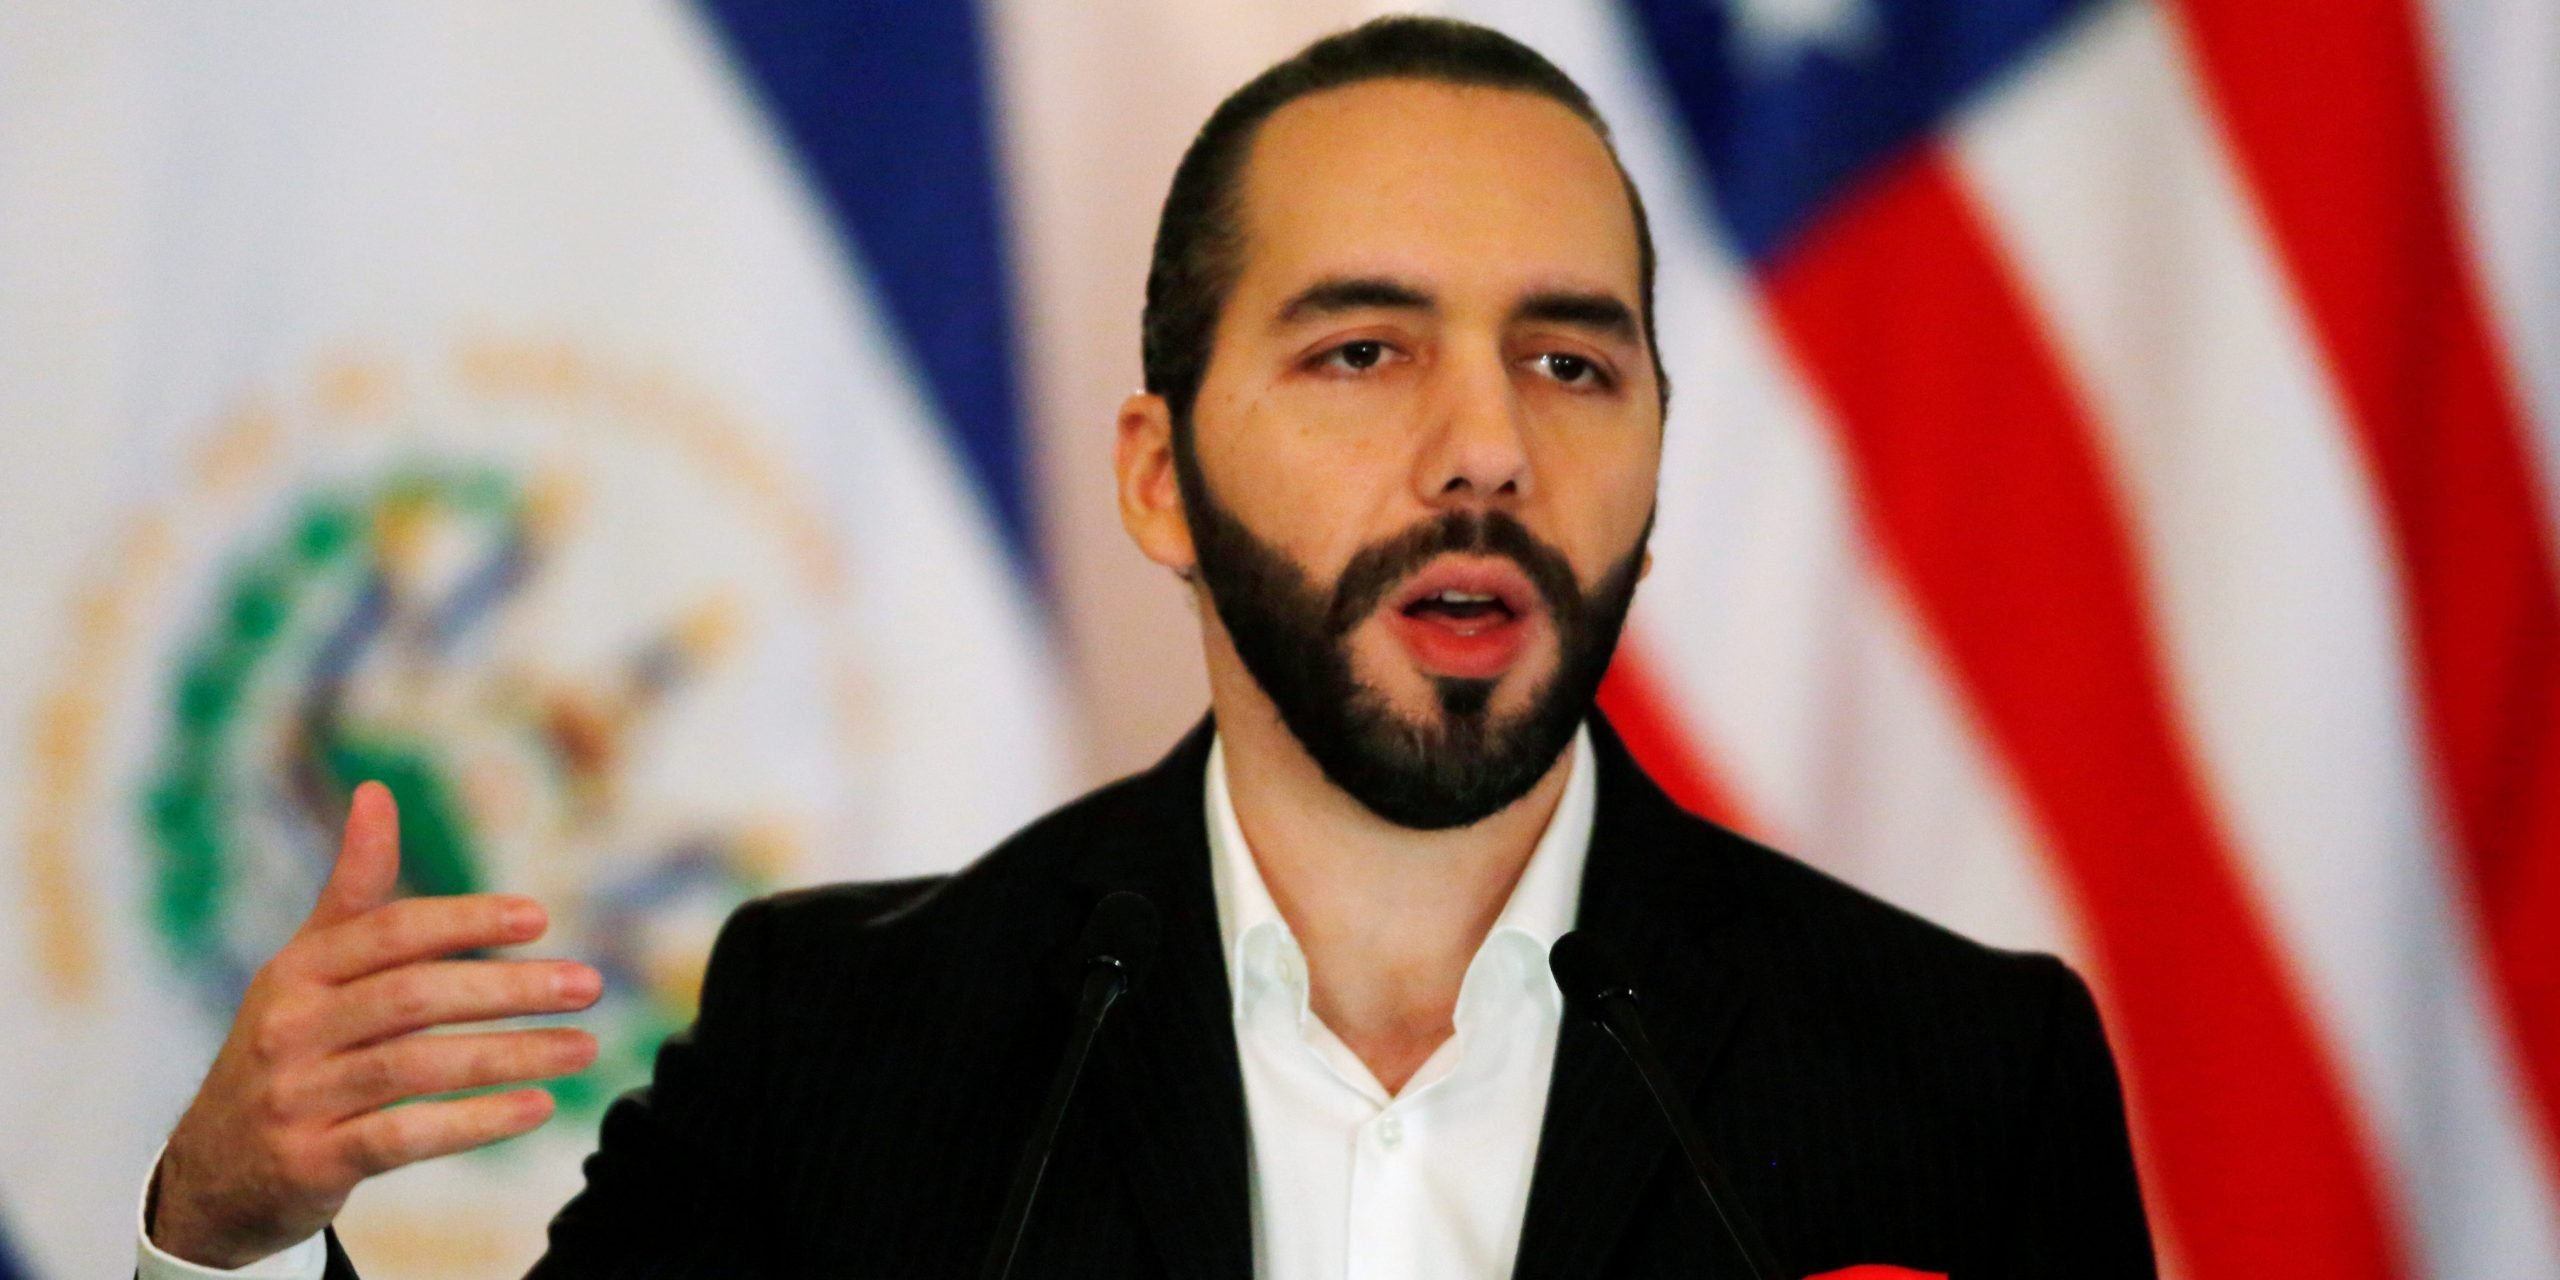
[1597, 765, 2092, 1055]
[1589, 715, 2070, 1005]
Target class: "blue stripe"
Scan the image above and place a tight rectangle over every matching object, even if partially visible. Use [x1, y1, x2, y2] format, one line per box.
[693, 0, 1040, 578]
[1620, 0, 2106, 265]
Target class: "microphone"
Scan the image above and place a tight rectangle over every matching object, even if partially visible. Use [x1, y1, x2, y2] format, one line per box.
[1548, 931, 1785, 1280]
[980, 891, 1162, 1280]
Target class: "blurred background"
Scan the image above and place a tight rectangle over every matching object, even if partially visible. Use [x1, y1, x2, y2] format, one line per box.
[1, 0, 2553, 1276]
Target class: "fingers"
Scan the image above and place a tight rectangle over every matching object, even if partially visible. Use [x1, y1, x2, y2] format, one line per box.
[302, 1028, 598, 1121]
[320, 958, 603, 1049]
[157, 784, 605, 1258]
[297, 892, 549, 984]
[335, 1088, 560, 1179]
[308, 782, 401, 930]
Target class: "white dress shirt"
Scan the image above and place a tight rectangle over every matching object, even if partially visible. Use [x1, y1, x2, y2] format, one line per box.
[1208, 727, 1592, 1280]
[141, 727, 1596, 1279]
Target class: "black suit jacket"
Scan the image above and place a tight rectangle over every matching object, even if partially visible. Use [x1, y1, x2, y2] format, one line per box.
[320, 716, 2153, 1277]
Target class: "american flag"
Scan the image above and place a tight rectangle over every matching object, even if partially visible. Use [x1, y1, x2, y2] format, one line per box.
[1440, 0, 2559, 1274]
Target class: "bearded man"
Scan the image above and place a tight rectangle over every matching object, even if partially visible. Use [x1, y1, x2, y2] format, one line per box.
[140, 17, 2154, 1279]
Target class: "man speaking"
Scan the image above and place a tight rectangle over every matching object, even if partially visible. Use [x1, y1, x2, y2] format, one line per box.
[140, 17, 2154, 1278]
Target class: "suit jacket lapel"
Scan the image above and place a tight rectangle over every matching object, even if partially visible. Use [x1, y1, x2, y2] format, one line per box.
[1511, 717, 1761, 1280]
[1072, 720, 1255, 1280]
[1052, 714, 1758, 1280]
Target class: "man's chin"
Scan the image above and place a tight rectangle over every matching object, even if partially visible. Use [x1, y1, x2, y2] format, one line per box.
[1293, 676, 1583, 831]
[1320, 732, 1569, 831]
[1343, 680, 1507, 735]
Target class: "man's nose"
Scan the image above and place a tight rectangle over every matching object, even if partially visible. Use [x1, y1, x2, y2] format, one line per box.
[1416, 348, 1532, 505]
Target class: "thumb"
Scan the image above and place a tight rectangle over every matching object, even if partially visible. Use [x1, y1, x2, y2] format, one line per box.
[308, 780, 400, 928]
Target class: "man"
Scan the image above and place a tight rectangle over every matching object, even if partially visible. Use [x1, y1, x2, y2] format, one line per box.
[141, 17, 2154, 1278]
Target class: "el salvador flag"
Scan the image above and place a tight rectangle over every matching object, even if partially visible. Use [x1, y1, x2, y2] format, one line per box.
[0, 2, 1069, 1274]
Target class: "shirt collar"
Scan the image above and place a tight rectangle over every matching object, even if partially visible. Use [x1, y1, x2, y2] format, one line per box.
[1205, 725, 1596, 1023]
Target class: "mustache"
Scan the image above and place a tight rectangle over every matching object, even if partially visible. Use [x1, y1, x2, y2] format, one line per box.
[1323, 511, 1585, 639]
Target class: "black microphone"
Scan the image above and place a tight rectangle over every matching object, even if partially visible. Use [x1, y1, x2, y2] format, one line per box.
[980, 890, 1162, 1280]
[1548, 931, 1785, 1280]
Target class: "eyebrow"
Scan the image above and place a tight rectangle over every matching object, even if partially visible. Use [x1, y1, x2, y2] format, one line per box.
[1274, 276, 1435, 326]
[1272, 276, 1641, 347]
[1511, 290, 1639, 343]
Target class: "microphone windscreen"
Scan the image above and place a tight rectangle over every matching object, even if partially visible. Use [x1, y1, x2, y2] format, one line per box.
[1548, 930, 1638, 1019]
[1078, 890, 1163, 992]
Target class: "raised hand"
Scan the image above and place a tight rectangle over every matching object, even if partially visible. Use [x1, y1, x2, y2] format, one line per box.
[149, 781, 604, 1267]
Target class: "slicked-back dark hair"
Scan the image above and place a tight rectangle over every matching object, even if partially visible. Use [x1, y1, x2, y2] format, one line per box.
[1140, 16, 1667, 436]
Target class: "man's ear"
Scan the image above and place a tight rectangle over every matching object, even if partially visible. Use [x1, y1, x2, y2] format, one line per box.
[1116, 392, 1196, 574]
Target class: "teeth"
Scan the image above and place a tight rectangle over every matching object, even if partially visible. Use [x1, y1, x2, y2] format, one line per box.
[1434, 590, 1497, 604]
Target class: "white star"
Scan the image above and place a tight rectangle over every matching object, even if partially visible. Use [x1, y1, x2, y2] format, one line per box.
[1724, 0, 1882, 69]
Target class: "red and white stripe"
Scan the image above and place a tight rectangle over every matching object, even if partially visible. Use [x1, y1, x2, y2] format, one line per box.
[2419, 0, 2560, 487]
[1958, 6, 2560, 1272]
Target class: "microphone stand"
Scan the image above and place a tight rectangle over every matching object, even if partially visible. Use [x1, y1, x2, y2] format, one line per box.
[980, 892, 1158, 1280]
[1551, 931, 1785, 1280]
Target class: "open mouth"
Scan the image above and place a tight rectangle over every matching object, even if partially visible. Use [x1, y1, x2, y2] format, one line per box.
[1383, 561, 1539, 679]
[1400, 587, 1519, 632]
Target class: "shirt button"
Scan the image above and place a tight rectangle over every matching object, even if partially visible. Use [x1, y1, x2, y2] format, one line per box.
[1378, 1115, 1404, 1150]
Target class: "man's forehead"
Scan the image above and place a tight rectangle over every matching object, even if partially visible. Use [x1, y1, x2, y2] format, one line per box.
[1229, 78, 1643, 307]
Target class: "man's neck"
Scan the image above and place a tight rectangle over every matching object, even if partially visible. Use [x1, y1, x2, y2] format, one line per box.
[1211, 675, 1574, 1094]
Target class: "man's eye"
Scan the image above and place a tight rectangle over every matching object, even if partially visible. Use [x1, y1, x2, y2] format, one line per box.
[1321, 340, 1389, 372]
[1534, 352, 1610, 388]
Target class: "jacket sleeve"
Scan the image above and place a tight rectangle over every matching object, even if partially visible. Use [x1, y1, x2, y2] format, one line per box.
[517, 894, 789, 1277]
[1990, 955, 2158, 1279]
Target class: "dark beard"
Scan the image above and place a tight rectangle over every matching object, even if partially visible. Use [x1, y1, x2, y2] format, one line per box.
[1175, 433, 1649, 830]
